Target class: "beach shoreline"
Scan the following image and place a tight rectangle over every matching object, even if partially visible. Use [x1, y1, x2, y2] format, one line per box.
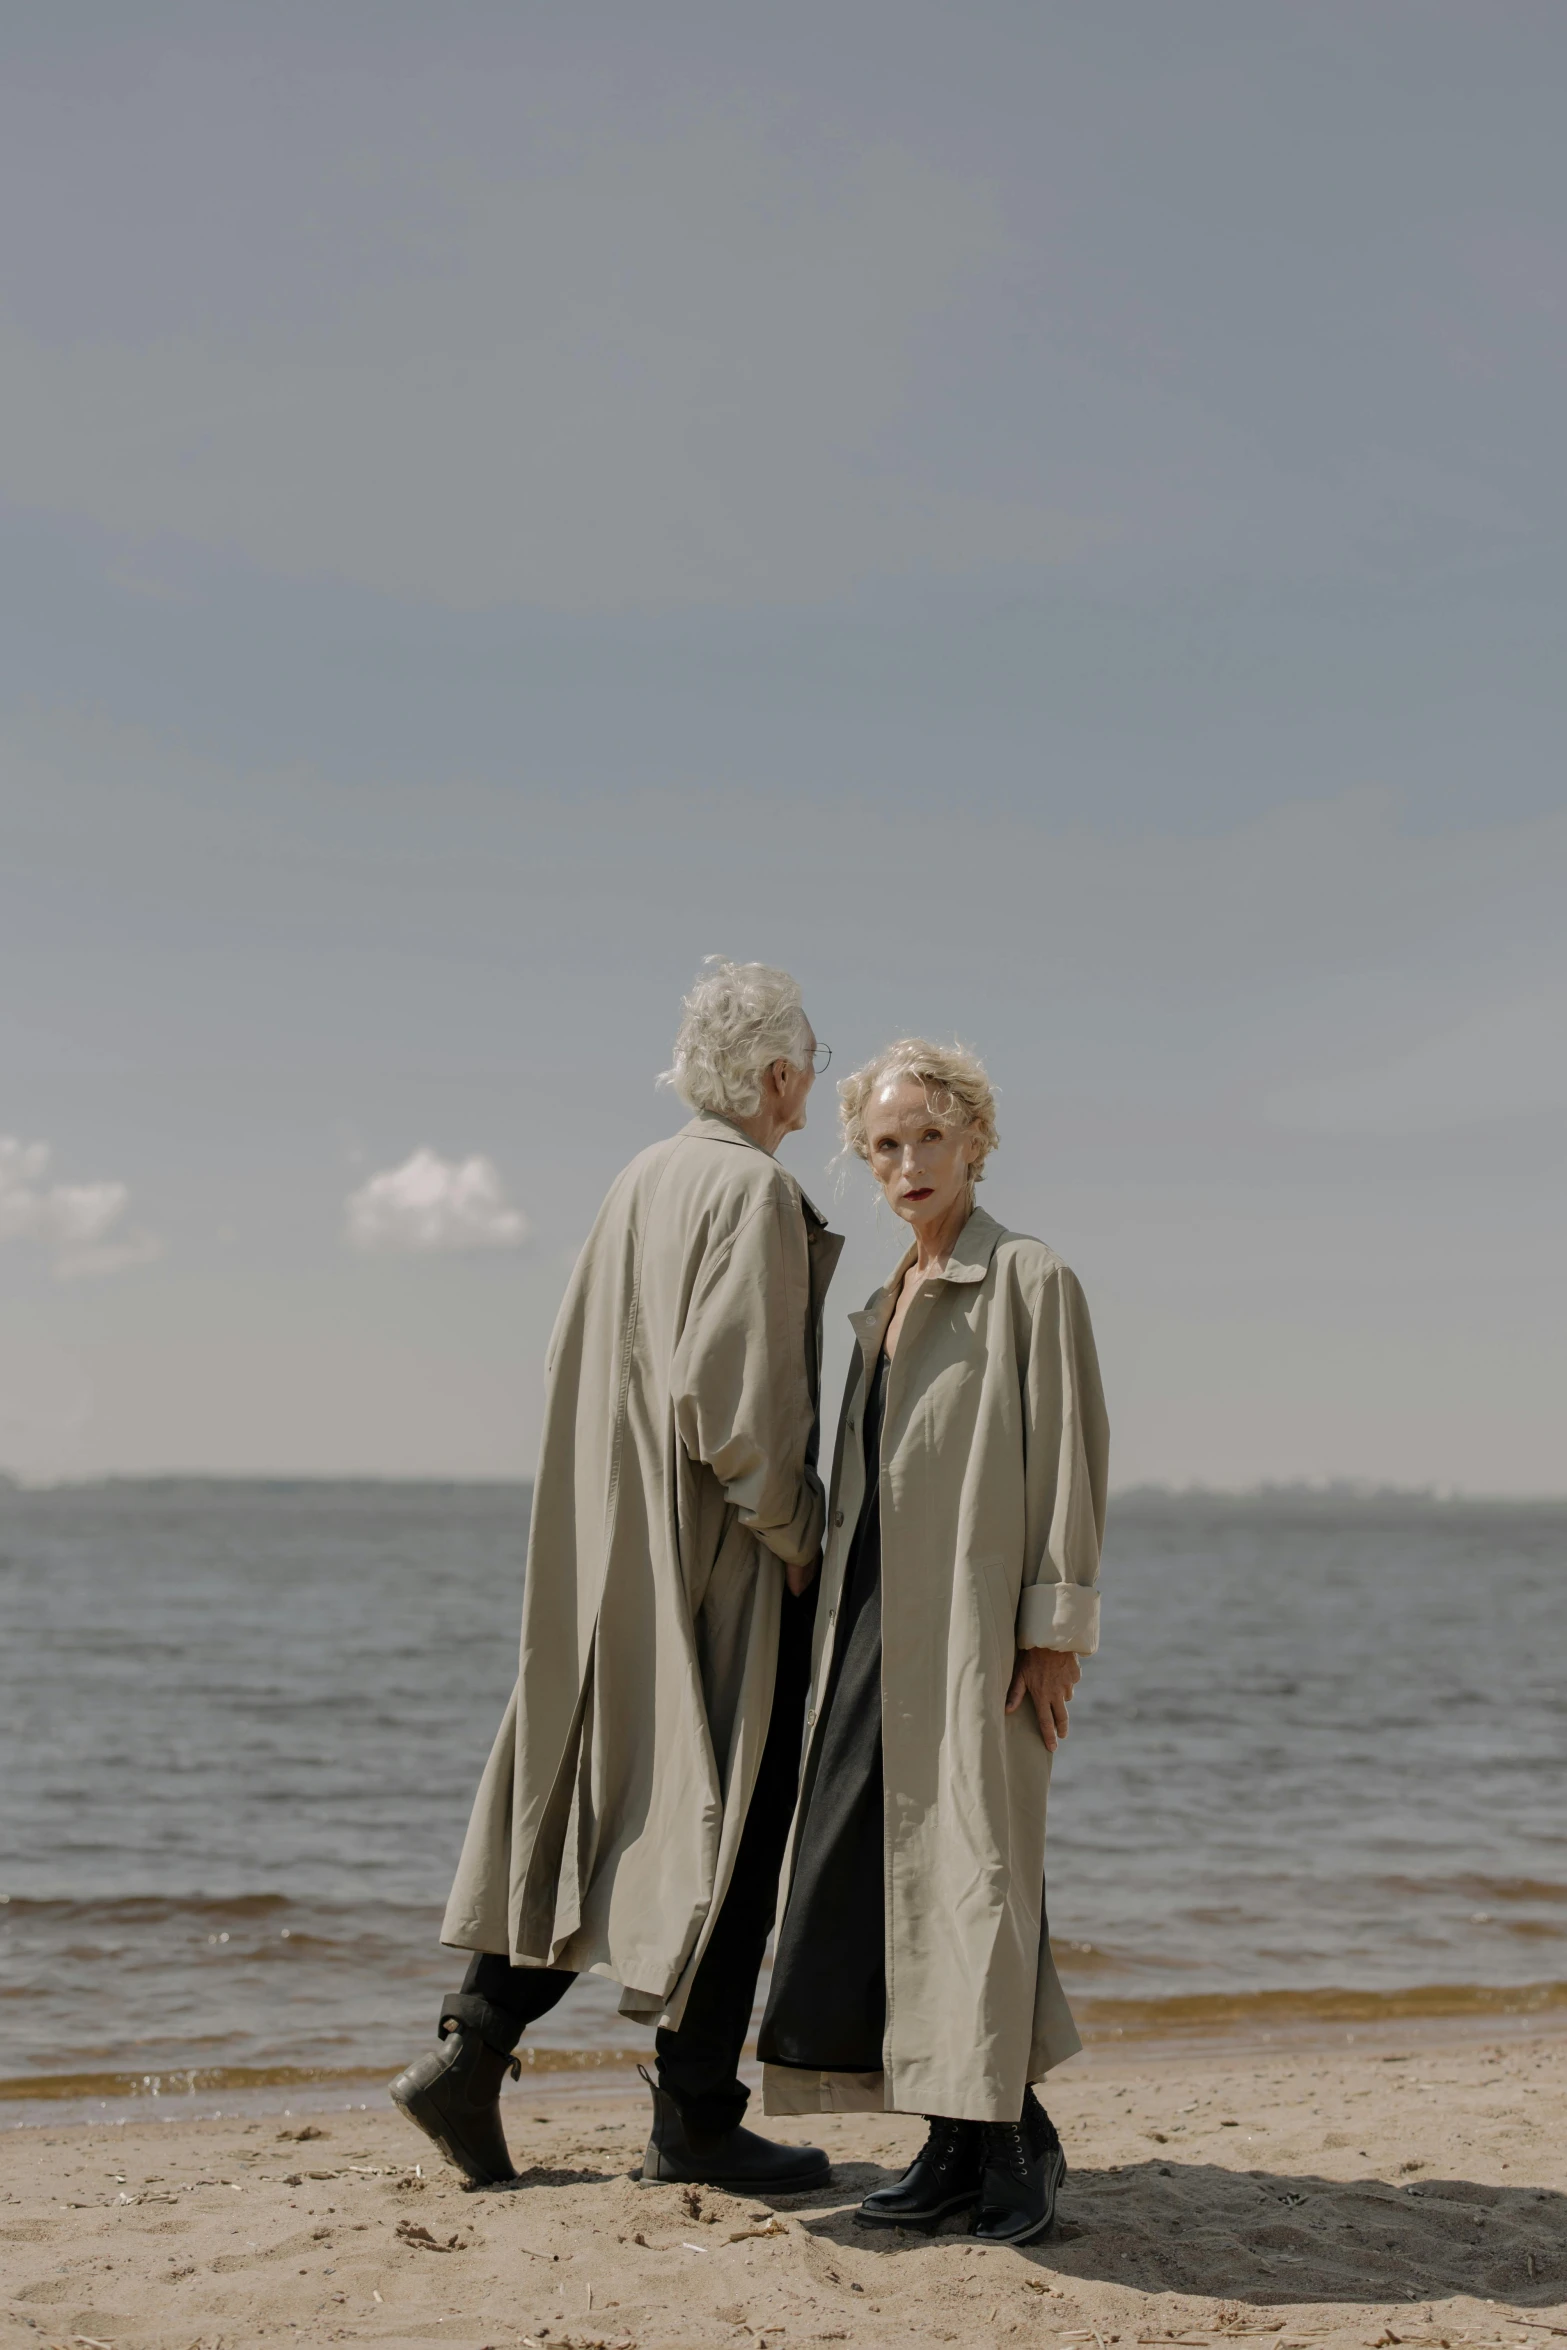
[6, 2002, 1564, 2134]
[4, 2024, 1563, 2350]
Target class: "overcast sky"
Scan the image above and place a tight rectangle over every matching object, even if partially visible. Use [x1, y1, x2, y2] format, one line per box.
[2, 2, 1564, 1491]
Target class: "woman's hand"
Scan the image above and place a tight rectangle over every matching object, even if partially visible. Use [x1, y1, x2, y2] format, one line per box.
[1005, 1645, 1081, 1750]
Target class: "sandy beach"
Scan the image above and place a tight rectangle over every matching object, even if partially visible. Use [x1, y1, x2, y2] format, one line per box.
[5, 2028, 1564, 2350]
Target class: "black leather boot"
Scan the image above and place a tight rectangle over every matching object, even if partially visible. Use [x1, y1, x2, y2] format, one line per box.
[638, 2072, 829, 2192]
[855, 2115, 985, 2231]
[389, 1992, 523, 2187]
[969, 2088, 1067, 2246]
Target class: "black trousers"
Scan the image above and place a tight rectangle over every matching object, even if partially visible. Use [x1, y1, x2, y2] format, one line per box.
[759, 1354, 888, 2075]
[462, 1583, 816, 2137]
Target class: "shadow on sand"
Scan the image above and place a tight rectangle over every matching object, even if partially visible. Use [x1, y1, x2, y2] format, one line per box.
[771, 2158, 1567, 2308]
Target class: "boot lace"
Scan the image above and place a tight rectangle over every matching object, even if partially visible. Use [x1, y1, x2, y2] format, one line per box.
[920, 2117, 971, 2176]
[984, 2121, 1031, 2182]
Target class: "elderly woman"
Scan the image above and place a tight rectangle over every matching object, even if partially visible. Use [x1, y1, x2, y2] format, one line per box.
[758, 1039, 1109, 2245]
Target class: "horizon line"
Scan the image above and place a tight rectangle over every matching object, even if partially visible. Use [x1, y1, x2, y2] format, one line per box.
[3, 1470, 1565, 1509]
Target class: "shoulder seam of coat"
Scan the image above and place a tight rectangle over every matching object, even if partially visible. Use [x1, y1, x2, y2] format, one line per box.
[996, 1231, 1068, 1277]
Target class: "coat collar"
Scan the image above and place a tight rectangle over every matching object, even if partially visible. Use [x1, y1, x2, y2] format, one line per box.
[937, 1203, 1004, 1285]
[679, 1112, 832, 1231]
[681, 1109, 767, 1154]
[847, 1204, 1003, 1354]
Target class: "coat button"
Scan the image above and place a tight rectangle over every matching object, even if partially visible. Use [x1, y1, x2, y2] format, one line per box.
[806, 1708, 817, 1727]
[833, 1509, 845, 1527]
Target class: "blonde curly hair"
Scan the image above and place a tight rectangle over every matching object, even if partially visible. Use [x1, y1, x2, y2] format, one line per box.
[838, 1037, 999, 1186]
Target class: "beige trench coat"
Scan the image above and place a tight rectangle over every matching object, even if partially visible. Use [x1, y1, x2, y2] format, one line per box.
[442, 1114, 842, 2027]
[762, 1205, 1109, 2124]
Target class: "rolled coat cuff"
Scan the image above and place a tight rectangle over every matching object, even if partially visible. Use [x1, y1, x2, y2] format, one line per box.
[747, 1470, 825, 1572]
[1016, 1581, 1099, 1656]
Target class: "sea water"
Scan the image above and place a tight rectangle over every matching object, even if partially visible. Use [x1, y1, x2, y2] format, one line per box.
[1, 1480, 1563, 2119]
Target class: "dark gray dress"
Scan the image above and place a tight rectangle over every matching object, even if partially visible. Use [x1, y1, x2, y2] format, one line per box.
[758, 1351, 889, 2074]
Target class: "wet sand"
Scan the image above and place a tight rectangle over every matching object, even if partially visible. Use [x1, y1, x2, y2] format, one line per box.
[4, 2029, 1565, 2350]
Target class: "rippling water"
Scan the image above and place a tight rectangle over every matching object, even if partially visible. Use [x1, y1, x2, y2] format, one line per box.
[1, 1480, 1563, 2118]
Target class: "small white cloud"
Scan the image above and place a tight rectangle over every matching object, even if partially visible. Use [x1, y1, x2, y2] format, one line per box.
[345, 1148, 530, 1255]
[0, 1137, 162, 1277]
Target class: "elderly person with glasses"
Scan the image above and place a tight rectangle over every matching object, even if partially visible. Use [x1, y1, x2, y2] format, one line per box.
[393, 958, 842, 2194]
[758, 1039, 1109, 2246]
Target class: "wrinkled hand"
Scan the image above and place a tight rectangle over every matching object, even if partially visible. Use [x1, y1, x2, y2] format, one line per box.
[1005, 1646, 1081, 1750]
[785, 1553, 821, 1598]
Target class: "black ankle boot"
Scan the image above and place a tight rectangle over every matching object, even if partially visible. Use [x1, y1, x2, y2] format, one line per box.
[639, 2072, 829, 2192]
[389, 1992, 523, 2187]
[969, 2088, 1066, 2246]
[855, 2115, 985, 2231]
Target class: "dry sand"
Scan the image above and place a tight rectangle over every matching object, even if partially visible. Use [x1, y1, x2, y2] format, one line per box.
[4, 2028, 1565, 2350]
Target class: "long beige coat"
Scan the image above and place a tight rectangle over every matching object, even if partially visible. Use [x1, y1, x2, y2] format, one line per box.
[442, 1113, 842, 2027]
[762, 1205, 1109, 2124]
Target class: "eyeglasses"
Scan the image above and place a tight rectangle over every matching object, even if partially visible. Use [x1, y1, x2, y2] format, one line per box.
[810, 1043, 833, 1075]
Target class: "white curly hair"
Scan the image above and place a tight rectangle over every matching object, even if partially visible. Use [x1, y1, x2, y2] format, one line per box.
[660, 956, 813, 1118]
